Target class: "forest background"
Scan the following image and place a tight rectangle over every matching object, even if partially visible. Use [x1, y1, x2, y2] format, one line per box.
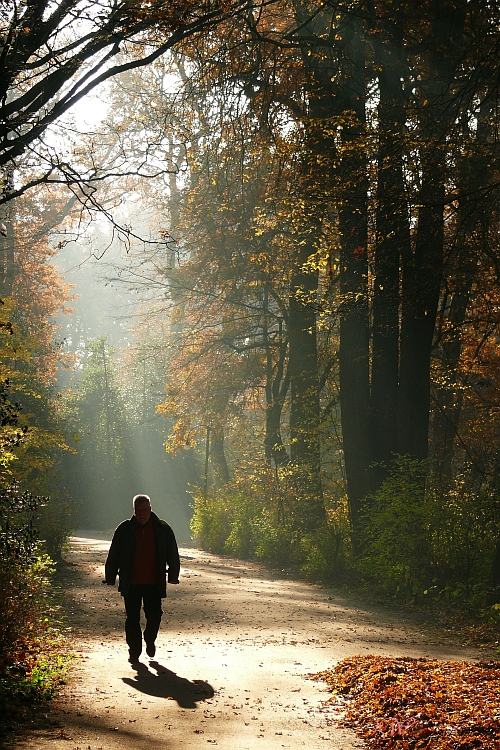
[1, 0, 500, 718]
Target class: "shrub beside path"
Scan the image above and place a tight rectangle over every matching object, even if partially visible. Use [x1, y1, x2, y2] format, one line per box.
[7, 535, 488, 750]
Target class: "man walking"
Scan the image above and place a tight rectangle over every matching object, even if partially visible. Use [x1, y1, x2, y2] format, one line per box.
[105, 494, 180, 662]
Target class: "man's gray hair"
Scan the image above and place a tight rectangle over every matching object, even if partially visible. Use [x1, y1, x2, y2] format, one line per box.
[133, 494, 151, 507]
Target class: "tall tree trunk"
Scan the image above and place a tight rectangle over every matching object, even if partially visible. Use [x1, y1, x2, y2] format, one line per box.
[336, 18, 371, 538]
[287, 236, 325, 530]
[288, 246, 321, 469]
[283, 6, 336, 531]
[371, 9, 410, 477]
[210, 423, 230, 486]
[491, 537, 500, 591]
[100, 338, 112, 465]
[432, 94, 494, 485]
[263, 303, 290, 466]
[0, 166, 14, 298]
[398, 1, 465, 460]
[398, 173, 445, 460]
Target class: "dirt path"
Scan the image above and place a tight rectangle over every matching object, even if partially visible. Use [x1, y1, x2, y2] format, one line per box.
[10, 535, 485, 750]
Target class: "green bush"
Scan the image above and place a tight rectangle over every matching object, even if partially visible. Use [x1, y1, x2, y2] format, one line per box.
[190, 468, 304, 567]
[190, 455, 500, 606]
[0, 552, 54, 671]
[0, 629, 71, 729]
[431, 480, 499, 594]
[0, 486, 50, 669]
[37, 494, 74, 560]
[301, 498, 352, 581]
[190, 470, 352, 575]
[252, 514, 300, 567]
[190, 488, 234, 553]
[0, 483, 70, 729]
[359, 458, 434, 598]
[224, 491, 263, 558]
[359, 458, 500, 601]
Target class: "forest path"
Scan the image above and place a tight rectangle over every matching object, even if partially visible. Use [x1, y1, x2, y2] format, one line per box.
[11, 535, 483, 750]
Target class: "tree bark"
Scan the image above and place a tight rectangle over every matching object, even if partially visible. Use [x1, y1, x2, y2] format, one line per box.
[336, 17, 371, 537]
[432, 93, 494, 485]
[288, 247, 321, 469]
[371, 10, 410, 475]
[398, 2, 465, 460]
[490, 535, 500, 591]
[209, 424, 230, 486]
[287, 236, 326, 530]
[263, 306, 290, 466]
[0, 167, 15, 297]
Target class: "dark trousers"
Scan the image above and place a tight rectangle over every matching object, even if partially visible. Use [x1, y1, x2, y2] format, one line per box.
[124, 584, 163, 656]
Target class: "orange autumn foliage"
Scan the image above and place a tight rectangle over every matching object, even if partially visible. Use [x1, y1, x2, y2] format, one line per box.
[313, 656, 500, 750]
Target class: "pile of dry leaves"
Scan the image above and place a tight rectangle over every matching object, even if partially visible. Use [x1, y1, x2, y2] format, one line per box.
[312, 656, 500, 749]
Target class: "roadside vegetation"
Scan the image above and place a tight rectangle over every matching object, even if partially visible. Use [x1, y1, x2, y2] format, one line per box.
[0, 485, 72, 735]
[189, 462, 500, 645]
[0, 205, 75, 734]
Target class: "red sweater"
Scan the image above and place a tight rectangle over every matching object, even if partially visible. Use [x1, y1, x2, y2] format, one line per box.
[131, 517, 157, 584]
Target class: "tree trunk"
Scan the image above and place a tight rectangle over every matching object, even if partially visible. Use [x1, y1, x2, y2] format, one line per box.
[398, 2, 465, 460]
[264, 309, 290, 467]
[288, 249, 321, 469]
[490, 536, 500, 591]
[0, 166, 15, 298]
[371, 11, 409, 477]
[336, 17, 371, 538]
[432, 94, 494, 485]
[398, 174, 445, 460]
[287, 237, 325, 530]
[209, 424, 230, 486]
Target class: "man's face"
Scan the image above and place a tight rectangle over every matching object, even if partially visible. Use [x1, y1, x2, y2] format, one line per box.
[134, 501, 152, 525]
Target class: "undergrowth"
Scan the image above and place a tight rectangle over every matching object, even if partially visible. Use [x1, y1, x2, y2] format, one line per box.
[0, 486, 72, 738]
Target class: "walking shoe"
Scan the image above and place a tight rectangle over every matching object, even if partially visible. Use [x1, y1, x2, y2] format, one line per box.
[128, 650, 140, 663]
[146, 641, 156, 658]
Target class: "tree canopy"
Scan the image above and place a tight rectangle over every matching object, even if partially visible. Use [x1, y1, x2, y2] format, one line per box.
[0, 0, 268, 202]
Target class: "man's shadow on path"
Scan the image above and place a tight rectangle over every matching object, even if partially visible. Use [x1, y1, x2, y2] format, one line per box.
[122, 661, 214, 709]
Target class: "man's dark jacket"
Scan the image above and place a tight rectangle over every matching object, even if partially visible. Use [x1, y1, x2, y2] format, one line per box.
[105, 512, 180, 598]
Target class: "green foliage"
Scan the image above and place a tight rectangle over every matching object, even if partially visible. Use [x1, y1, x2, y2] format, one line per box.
[0, 487, 48, 667]
[190, 478, 300, 566]
[3, 648, 71, 700]
[189, 453, 499, 605]
[58, 336, 137, 528]
[0, 483, 42, 561]
[0, 483, 70, 728]
[431, 478, 499, 593]
[0, 632, 71, 729]
[36, 492, 74, 560]
[359, 458, 432, 597]
[359, 458, 500, 601]
[190, 487, 234, 554]
[253, 515, 301, 568]
[484, 602, 500, 626]
[300, 498, 352, 581]
[66, 337, 128, 466]
[0, 378, 26, 486]
[0, 552, 53, 668]
[224, 491, 263, 559]
[190, 469, 352, 577]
